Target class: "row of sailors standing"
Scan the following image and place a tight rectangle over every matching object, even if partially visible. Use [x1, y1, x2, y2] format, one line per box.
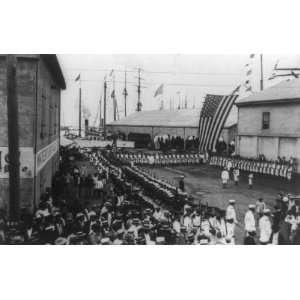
[116, 153, 205, 166]
[210, 156, 295, 180]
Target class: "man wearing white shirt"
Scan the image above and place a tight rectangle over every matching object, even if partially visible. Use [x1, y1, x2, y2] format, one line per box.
[221, 168, 229, 188]
[226, 199, 238, 240]
[244, 204, 256, 236]
[259, 209, 272, 245]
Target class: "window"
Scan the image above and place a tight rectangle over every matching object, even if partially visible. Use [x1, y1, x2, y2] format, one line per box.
[262, 112, 270, 129]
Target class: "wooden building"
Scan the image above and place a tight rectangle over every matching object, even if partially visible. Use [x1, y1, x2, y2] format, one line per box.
[235, 79, 300, 172]
[0, 55, 66, 213]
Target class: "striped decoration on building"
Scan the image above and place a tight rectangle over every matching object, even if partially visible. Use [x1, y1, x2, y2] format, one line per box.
[198, 94, 238, 153]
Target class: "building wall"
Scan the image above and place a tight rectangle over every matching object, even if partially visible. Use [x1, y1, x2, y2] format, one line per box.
[221, 125, 237, 146]
[238, 103, 300, 137]
[237, 103, 300, 172]
[0, 55, 61, 213]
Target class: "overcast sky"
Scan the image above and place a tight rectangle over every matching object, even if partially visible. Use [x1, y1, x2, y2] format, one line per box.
[58, 54, 300, 127]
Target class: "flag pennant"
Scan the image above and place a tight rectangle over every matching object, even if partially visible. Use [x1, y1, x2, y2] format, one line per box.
[75, 74, 81, 81]
[246, 69, 252, 76]
[198, 94, 238, 153]
[111, 90, 115, 98]
[123, 88, 128, 96]
[250, 54, 255, 58]
[246, 86, 252, 92]
[110, 69, 114, 77]
[154, 84, 164, 97]
[231, 85, 241, 95]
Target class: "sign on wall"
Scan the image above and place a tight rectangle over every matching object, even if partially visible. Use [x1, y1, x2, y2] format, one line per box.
[0, 147, 34, 178]
[116, 140, 135, 148]
[36, 140, 59, 173]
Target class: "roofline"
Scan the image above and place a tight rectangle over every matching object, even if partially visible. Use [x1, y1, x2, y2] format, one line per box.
[41, 54, 66, 90]
[236, 98, 300, 107]
[224, 123, 237, 129]
[107, 124, 199, 128]
[0, 54, 66, 90]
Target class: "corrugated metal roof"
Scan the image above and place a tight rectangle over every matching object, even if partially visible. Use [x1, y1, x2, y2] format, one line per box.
[109, 109, 236, 128]
[236, 79, 300, 106]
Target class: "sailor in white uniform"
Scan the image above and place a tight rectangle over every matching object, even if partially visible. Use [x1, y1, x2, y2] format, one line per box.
[225, 199, 238, 242]
[244, 204, 256, 236]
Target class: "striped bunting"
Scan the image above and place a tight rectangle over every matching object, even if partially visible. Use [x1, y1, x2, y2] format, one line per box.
[198, 94, 238, 153]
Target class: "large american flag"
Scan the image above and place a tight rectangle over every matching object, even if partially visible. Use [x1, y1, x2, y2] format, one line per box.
[198, 93, 238, 153]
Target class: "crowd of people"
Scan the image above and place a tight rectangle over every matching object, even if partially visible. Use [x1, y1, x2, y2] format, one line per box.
[154, 135, 199, 151]
[116, 152, 205, 167]
[241, 193, 300, 245]
[210, 155, 296, 181]
[1, 144, 300, 245]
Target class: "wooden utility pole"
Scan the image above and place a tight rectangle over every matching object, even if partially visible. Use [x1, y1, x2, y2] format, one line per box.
[6, 55, 20, 221]
[79, 85, 82, 137]
[123, 70, 128, 117]
[260, 54, 264, 91]
[103, 78, 107, 139]
[137, 68, 142, 111]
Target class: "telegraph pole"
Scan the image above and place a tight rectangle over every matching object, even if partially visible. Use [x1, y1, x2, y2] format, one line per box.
[260, 54, 264, 91]
[103, 78, 107, 139]
[137, 68, 142, 111]
[6, 55, 20, 222]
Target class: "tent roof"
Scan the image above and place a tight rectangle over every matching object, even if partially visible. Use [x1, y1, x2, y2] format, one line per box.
[109, 109, 200, 127]
[109, 109, 236, 128]
[236, 79, 300, 106]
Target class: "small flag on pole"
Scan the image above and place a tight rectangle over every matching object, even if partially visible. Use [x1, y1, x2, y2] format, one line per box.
[75, 74, 81, 81]
[245, 86, 252, 92]
[154, 84, 164, 97]
[110, 69, 114, 77]
[122, 88, 128, 96]
[246, 69, 252, 76]
[111, 90, 115, 98]
[249, 54, 255, 58]
[231, 85, 241, 95]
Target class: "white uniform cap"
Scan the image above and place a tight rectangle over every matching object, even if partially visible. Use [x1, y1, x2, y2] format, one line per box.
[282, 196, 289, 202]
[248, 204, 255, 209]
[101, 237, 110, 244]
[156, 236, 165, 243]
[263, 208, 271, 214]
[229, 199, 236, 204]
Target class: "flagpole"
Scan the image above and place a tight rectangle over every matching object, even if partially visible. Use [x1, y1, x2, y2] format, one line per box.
[113, 73, 116, 121]
[124, 69, 127, 117]
[260, 54, 264, 91]
[103, 77, 107, 139]
[79, 74, 82, 137]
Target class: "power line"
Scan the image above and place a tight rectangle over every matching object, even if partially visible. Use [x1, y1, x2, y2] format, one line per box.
[65, 78, 237, 88]
[64, 67, 242, 76]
